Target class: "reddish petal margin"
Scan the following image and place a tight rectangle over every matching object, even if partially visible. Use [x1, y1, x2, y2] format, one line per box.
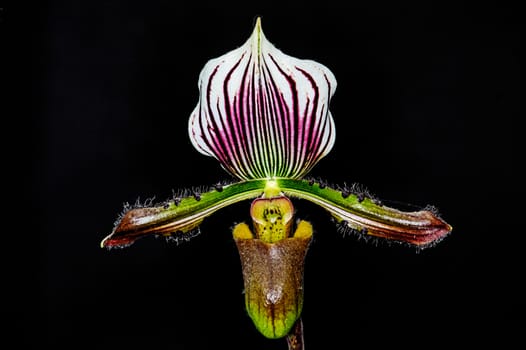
[276, 178, 453, 248]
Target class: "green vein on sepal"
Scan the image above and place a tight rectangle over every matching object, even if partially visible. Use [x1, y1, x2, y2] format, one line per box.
[276, 178, 452, 248]
[100, 180, 267, 249]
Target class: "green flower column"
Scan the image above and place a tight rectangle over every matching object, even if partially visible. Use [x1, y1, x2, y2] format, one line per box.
[233, 193, 312, 339]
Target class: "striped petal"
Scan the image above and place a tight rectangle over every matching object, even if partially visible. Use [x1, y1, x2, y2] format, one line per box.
[189, 18, 337, 180]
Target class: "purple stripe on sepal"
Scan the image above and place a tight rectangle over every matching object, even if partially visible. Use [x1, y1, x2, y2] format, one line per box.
[189, 18, 337, 180]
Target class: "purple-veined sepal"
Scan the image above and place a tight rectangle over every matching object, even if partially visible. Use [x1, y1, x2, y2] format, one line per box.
[189, 17, 337, 181]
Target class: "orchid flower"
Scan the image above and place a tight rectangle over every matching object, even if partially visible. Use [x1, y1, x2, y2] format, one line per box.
[101, 17, 452, 349]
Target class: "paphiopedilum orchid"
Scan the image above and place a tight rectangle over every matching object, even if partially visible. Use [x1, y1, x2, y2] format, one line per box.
[101, 17, 452, 349]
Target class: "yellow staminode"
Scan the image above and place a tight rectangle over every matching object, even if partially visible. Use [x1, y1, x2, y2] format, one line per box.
[250, 195, 294, 243]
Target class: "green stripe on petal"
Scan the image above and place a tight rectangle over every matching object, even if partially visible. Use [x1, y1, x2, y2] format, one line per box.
[100, 180, 267, 249]
[274, 178, 452, 248]
[189, 17, 337, 180]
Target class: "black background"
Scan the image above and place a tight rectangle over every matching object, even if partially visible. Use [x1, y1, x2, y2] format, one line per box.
[7, 0, 523, 349]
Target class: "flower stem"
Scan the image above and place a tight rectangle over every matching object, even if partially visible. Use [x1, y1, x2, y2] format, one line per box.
[286, 318, 305, 350]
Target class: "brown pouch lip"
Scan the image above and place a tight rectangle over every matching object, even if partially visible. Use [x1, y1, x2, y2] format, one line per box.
[234, 230, 312, 339]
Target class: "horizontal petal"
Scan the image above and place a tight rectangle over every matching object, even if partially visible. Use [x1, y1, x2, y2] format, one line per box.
[189, 18, 336, 180]
[273, 178, 453, 248]
[100, 180, 267, 248]
[101, 178, 452, 249]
